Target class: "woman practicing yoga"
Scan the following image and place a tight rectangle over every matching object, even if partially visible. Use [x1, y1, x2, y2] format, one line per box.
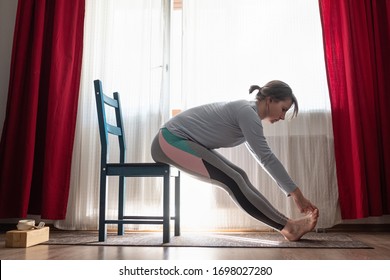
[151, 80, 319, 241]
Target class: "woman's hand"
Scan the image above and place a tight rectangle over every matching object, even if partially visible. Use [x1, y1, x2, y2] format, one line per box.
[290, 187, 318, 214]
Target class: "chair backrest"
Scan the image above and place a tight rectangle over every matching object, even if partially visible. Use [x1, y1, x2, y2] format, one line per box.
[94, 79, 126, 164]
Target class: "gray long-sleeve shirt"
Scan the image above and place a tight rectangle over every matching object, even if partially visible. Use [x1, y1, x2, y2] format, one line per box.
[164, 99, 297, 195]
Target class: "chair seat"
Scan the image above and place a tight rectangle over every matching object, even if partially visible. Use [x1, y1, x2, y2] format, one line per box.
[106, 162, 170, 176]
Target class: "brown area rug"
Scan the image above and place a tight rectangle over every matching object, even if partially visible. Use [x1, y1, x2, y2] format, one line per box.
[37, 231, 371, 248]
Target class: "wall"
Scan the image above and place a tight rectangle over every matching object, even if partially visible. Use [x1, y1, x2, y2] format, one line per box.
[0, 0, 18, 135]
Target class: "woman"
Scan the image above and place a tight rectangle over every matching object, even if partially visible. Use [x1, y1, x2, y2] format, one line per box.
[151, 80, 319, 241]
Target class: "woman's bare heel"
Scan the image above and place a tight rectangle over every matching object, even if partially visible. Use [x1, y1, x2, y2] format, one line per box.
[280, 209, 319, 241]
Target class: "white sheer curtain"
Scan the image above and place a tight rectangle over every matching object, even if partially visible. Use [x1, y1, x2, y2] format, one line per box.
[55, 0, 169, 230]
[174, 0, 341, 230]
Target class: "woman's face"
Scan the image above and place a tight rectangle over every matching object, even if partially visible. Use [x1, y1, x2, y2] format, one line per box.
[264, 97, 293, 124]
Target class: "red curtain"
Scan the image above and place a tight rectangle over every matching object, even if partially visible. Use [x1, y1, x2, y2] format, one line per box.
[319, 0, 390, 218]
[0, 0, 85, 219]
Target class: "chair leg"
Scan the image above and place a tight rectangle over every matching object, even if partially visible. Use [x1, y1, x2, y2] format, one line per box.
[99, 172, 108, 242]
[163, 171, 170, 243]
[118, 175, 125, 235]
[174, 171, 181, 236]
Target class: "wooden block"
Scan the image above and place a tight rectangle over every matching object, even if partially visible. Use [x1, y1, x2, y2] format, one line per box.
[5, 227, 50, 248]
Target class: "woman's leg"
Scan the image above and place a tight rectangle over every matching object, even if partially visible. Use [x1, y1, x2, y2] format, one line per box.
[151, 128, 318, 240]
[210, 148, 319, 241]
[152, 128, 287, 230]
[211, 149, 289, 223]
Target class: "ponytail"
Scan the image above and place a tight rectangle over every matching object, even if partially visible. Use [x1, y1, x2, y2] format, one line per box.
[249, 85, 262, 98]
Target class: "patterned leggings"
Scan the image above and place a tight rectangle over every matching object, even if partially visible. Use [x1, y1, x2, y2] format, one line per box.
[151, 128, 288, 231]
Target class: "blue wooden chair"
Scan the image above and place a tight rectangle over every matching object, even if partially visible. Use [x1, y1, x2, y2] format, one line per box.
[93, 79, 180, 243]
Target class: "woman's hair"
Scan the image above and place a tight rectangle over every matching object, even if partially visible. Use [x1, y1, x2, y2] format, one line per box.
[249, 80, 299, 118]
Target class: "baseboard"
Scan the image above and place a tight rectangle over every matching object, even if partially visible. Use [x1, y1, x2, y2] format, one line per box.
[2, 223, 390, 234]
[323, 223, 390, 232]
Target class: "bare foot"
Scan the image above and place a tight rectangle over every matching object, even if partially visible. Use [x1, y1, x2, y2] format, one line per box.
[280, 209, 319, 241]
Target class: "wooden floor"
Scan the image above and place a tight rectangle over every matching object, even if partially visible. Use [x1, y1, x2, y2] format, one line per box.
[1, 231, 390, 260]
